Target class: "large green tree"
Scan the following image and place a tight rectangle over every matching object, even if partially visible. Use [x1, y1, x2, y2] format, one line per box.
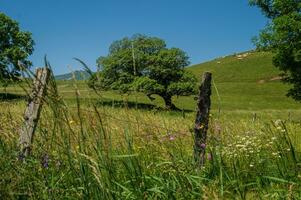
[250, 0, 301, 100]
[0, 12, 34, 81]
[89, 34, 197, 109]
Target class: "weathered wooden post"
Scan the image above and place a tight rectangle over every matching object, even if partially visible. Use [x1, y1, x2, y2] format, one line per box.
[194, 72, 212, 166]
[19, 68, 50, 158]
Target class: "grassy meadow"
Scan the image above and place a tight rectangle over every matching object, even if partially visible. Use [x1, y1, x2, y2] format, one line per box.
[0, 51, 301, 199]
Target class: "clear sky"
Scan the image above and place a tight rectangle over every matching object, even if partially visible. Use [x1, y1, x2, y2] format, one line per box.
[1, 0, 267, 75]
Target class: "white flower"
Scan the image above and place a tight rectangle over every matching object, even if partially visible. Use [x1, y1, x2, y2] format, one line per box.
[274, 119, 282, 126]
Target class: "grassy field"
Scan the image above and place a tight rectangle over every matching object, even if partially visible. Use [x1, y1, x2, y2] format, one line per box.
[0, 51, 301, 199]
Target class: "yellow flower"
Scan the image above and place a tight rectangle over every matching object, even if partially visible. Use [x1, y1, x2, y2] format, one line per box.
[69, 120, 75, 125]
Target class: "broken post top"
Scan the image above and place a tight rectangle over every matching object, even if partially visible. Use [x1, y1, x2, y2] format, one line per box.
[201, 72, 212, 81]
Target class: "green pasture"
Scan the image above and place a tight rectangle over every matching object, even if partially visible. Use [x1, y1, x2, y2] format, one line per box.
[0, 51, 300, 199]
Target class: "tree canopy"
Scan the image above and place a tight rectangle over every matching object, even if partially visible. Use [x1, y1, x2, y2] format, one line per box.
[0, 12, 34, 82]
[89, 34, 197, 109]
[250, 0, 301, 100]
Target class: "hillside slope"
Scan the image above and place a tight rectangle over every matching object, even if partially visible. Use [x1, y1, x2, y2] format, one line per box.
[172, 51, 300, 112]
[187, 51, 279, 82]
[55, 70, 90, 80]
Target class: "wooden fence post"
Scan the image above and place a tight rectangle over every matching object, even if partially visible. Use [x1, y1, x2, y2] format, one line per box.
[19, 67, 50, 158]
[194, 72, 212, 166]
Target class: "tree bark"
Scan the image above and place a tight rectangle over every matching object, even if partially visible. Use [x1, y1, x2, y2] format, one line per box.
[194, 72, 212, 166]
[162, 94, 177, 110]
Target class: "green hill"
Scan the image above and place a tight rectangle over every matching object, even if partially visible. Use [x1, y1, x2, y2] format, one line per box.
[187, 51, 278, 82]
[55, 70, 90, 80]
[173, 51, 300, 112]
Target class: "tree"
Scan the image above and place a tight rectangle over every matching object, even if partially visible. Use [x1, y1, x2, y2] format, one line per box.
[90, 34, 197, 109]
[0, 12, 34, 82]
[250, 0, 301, 100]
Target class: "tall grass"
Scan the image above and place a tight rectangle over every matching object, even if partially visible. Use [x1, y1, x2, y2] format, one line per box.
[0, 70, 300, 199]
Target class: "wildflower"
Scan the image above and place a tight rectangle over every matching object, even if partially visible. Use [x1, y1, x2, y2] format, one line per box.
[41, 154, 49, 169]
[274, 119, 282, 126]
[249, 164, 254, 167]
[17, 152, 25, 162]
[200, 143, 206, 149]
[169, 135, 175, 141]
[69, 120, 75, 125]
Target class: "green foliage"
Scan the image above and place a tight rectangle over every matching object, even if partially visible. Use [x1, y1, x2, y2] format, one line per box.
[0, 13, 34, 83]
[167, 71, 197, 96]
[90, 34, 197, 109]
[250, 0, 301, 101]
[131, 76, 165, 94]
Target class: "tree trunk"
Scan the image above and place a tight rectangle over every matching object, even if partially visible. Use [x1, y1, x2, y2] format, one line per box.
[162, 94, 177, 110]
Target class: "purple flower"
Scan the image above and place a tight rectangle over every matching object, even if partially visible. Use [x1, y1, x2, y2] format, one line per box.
[17, 152, 25, 162]
[200, 143, 206, 149]
[41, 154, 49, 169]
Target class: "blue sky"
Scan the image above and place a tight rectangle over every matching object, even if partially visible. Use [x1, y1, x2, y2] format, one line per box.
[1, 0, 267, 75]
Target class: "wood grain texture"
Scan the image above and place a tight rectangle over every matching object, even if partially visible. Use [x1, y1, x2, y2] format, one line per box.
[194, 72, 212, 166]
[19, 68, 50, 157]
